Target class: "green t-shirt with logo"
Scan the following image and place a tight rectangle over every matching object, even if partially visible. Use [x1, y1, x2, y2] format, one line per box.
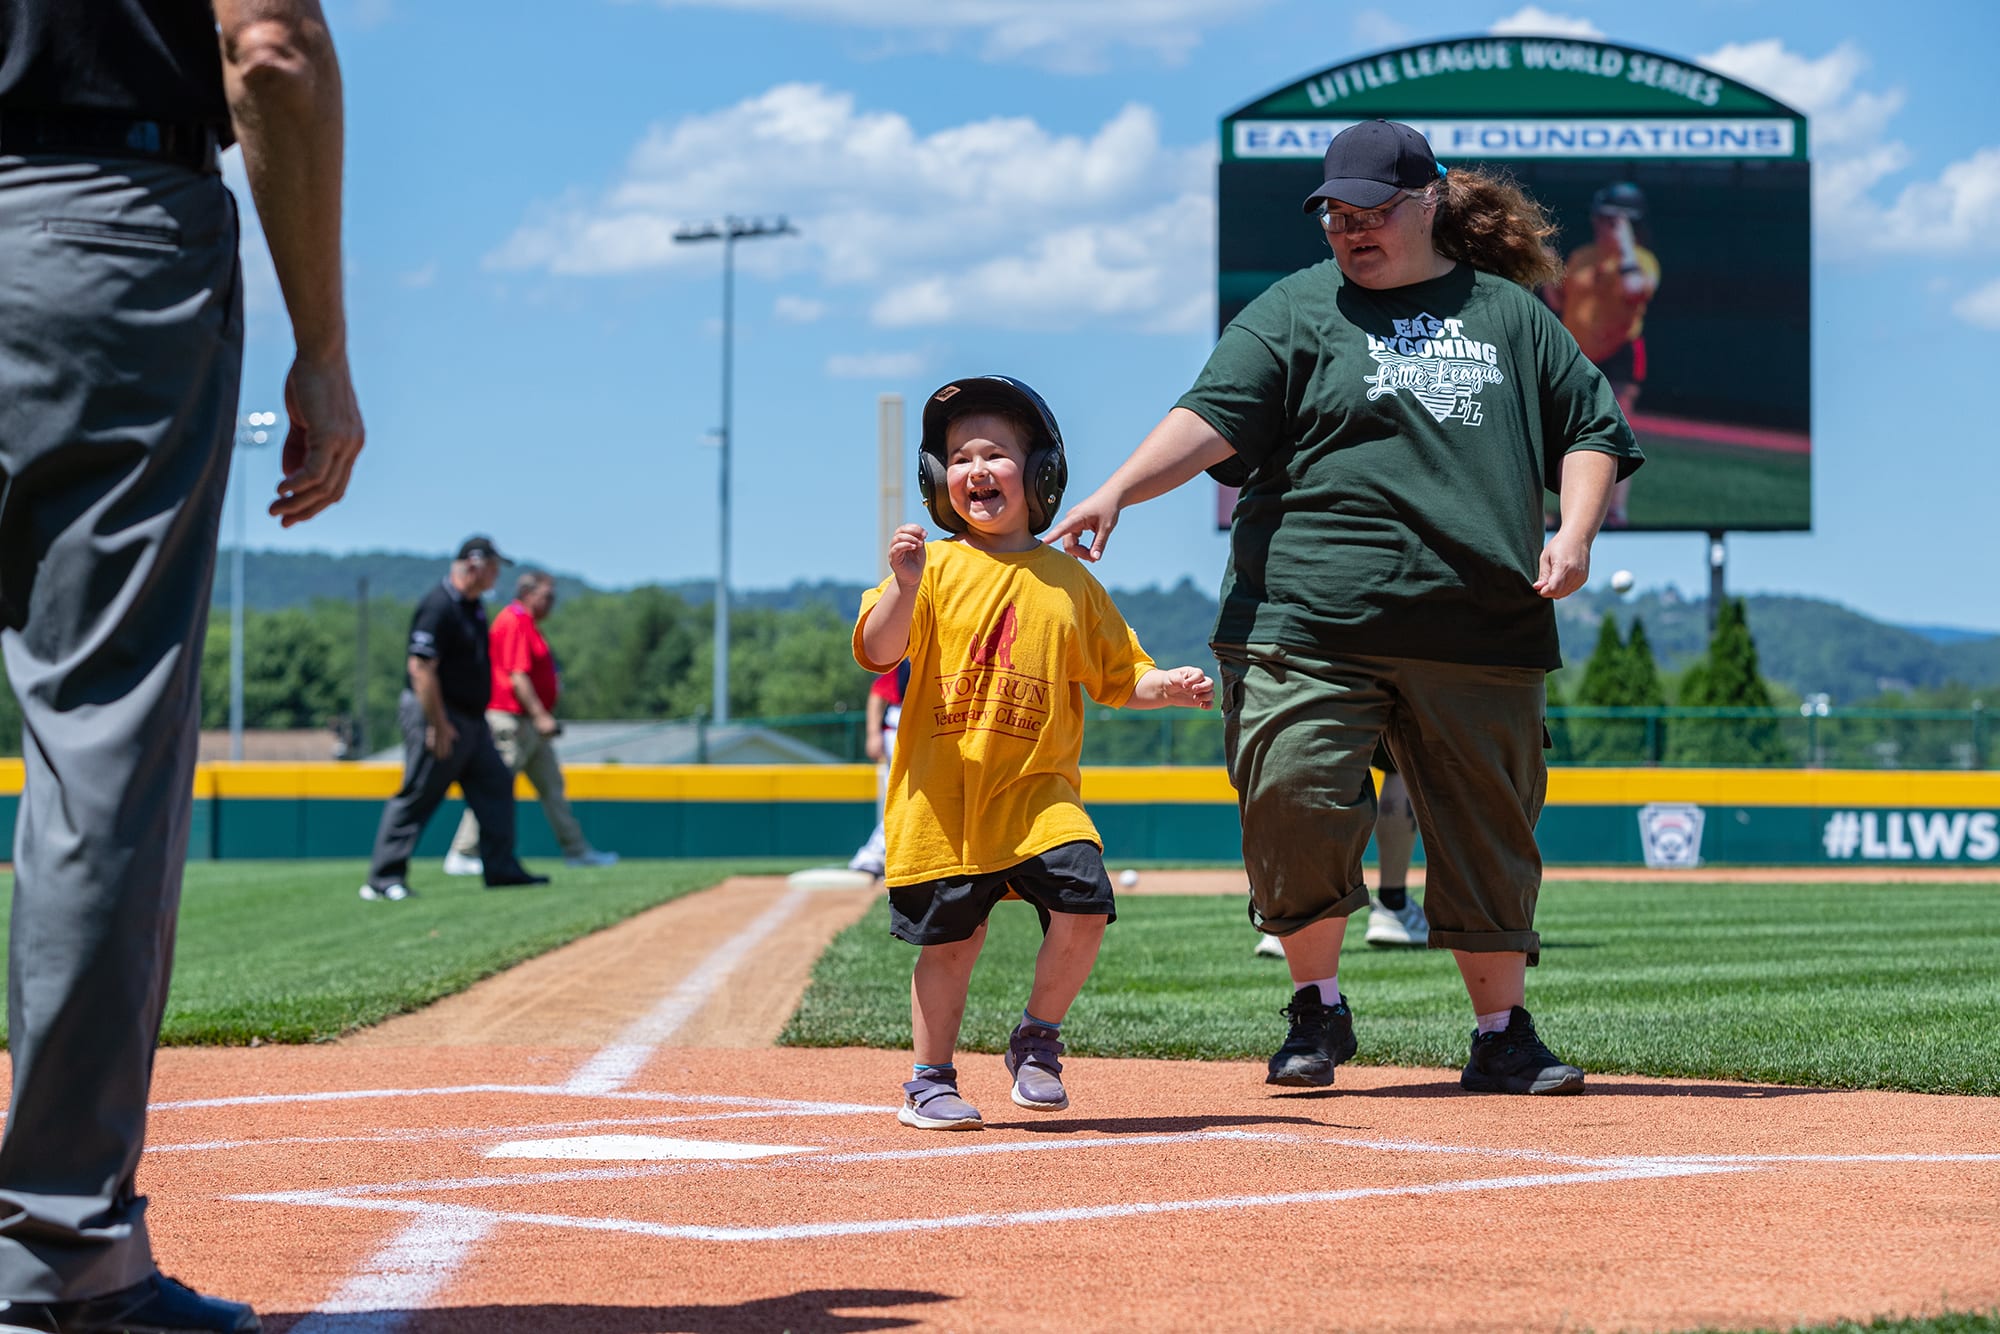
[1177, 260, 1641, 669]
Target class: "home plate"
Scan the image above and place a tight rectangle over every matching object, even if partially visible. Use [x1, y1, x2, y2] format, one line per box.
[485, 1135, 820, 1161]
[787, 866, 877, 891]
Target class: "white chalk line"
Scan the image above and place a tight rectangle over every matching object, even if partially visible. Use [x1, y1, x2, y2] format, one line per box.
[284, 1209, 496, 1334]
[240, 1161, 1754, 1246]
[148, 1104, 880, 1155]
[563, 883, 812, 1096]
[280, 877, 817, 1329]
[153, 1083, 877, 1115]
[233, 1129, 1309, 1204]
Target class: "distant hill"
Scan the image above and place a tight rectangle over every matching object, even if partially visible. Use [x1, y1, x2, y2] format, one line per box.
[222, 550, 2000, 704]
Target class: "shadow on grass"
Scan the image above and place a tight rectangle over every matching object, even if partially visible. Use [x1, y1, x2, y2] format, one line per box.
[266, 1287, 952, 1332]
[983, 1112, 1336, 1134]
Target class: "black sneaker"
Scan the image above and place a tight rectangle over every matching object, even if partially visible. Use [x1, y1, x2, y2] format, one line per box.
[1460, 1007, 1585, 1095]
[0, 1273, 260, 1332]
[1265, 984, 1358, 1087]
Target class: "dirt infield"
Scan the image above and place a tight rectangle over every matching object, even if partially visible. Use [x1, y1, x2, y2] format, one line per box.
[99, 873, 2000, 1330]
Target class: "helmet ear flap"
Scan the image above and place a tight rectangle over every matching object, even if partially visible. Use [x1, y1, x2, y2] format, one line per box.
[916, 450, 966, 535]
[1024, 444, 1068, 535]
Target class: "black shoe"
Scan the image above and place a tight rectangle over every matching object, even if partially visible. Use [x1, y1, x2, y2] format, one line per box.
[483, 870, 550, 888]
[1460, 1007, 1585, 1095]
[1265, 984, 1358, 1087]
[0, 1274, 260, 1332]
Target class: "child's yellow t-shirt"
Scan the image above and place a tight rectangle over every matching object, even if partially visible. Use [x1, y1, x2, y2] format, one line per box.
[853, 540, 1156, 888]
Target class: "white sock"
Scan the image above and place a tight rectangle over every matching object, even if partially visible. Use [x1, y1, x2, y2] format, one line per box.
[1475, 1009, 1514, 1035]
[1296, 976, 1340, 1004]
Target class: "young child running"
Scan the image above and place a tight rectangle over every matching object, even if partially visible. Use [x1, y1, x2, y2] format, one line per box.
[856, 375, 1214, 1131]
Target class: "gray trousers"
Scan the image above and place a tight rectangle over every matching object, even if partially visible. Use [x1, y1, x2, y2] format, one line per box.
[0, 155, 242, 1299]
[366, 692, 527, 888]
[449, 710, 589, 859]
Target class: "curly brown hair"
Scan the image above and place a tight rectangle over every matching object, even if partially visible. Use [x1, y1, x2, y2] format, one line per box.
[1431, 168, 1561, 289]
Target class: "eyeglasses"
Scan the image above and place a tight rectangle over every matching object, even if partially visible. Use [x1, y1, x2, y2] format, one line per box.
[1316, 191, 1421, 234]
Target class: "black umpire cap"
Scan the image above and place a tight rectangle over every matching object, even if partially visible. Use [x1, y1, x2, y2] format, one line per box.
[456, 534, 511, 565]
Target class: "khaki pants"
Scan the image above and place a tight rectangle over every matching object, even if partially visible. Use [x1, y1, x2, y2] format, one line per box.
[450, 710, 588, 859]
[1218, 645, 1549, 962]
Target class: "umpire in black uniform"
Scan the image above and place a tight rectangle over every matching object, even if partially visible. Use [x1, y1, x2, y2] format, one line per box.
[0, 2, 363, 1329]
[361, 537, 548, 900]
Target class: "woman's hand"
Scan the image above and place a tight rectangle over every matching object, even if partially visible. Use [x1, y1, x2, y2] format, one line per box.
[1045, 489, 1123, 563]
[1131, 665, 1215, 709]
[1534, 530, 1592, 599]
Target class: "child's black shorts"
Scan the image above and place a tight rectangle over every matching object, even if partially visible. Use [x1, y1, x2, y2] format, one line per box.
[888, 841, 1116, 945]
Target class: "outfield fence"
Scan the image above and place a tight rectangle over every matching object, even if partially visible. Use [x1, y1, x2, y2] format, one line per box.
[747, 706, 1993, 770]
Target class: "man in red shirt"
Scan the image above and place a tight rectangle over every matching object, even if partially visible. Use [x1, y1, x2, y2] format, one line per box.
[446, 569, 617, 872]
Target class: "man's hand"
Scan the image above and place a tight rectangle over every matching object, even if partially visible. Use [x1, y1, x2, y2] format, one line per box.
[888, 523, 927, 589]
[1045, 488, 1122, 563]
[425, 716, 459, 759]
[533, 713, 560, 738]
[270, 355, 364, 526]
[1534, 531, 1593, 600]
[865, 731, 885, 763]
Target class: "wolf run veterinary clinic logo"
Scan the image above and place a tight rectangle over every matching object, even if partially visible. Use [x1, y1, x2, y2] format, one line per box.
[1364, 313, 1505, 424]
[934, 604, 1049, 741]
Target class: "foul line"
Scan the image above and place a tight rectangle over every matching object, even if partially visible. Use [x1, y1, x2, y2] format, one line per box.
[563, 884, 811, 1095]
[277, 877, 815, 1333]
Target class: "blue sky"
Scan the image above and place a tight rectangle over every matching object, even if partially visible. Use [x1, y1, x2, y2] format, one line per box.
[229, 0, 2000, 631]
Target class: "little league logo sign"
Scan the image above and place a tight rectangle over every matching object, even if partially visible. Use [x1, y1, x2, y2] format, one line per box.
[1638, 802, 1706, 869]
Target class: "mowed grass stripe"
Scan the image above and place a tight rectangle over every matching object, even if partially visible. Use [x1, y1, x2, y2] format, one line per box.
[0, 859, 800, 1046]
[781, 881, 2000, 1095]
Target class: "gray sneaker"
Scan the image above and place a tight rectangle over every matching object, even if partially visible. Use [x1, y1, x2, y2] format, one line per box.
[898, 1071, 983, 1130]
[1004, 1021, 1069, 1111]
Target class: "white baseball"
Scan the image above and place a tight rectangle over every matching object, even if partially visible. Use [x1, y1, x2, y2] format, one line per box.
[1610, 569, 1635, 594]
[1118, 868, 1139, 888]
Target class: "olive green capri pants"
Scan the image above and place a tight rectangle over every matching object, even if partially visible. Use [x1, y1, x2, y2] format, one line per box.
[1217, 645, 1549, 964]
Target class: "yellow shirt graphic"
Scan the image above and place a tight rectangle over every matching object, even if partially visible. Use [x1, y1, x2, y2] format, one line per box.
[853, 541, 1155, 888]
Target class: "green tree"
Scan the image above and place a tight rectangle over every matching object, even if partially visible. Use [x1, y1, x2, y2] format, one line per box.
[199, 607, 345, 731]
[1570, 615, 1661, 762]
[1668, 598, 1791, 765]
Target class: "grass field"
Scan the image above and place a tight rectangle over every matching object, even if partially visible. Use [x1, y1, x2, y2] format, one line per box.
[1541, 433, 1810, 530]
[782, 880, 2000, 1095]
[0, 859, 788, 1045]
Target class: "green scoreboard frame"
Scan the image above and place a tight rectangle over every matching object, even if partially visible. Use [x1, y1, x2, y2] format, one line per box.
[1214, 36, 1812, 534]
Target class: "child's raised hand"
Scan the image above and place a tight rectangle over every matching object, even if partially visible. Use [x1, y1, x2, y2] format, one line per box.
[888, 523, 928, 589]
[1160, 665, 1214, 709]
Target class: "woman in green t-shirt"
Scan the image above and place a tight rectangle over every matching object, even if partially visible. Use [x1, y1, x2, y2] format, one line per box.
[1048, 119, 1641, 1098]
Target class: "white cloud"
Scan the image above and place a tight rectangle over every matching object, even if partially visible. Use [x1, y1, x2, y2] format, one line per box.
[1349, 10, 1412, 49]
[1700, 39, 2000, 257]
[489, 83, 1214, 334]
[642, 0, 1265, 70]
[775, 294, 827, 323]
[399, 262, 439, 289]
[1951, 278, 2000, 330]
[825, 350, 926, 379]
[1488, 6, 1603, 38]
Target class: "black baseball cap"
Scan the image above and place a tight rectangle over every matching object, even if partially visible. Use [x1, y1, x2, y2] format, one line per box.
[1302, 120, 1442, 213]
[456, 535, 511, 565]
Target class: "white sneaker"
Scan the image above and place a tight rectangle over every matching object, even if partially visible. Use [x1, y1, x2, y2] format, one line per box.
[359, 882, 410, 902]
[564, 849, 619, 868]
[1365, 894, 1429, 948]
[1253, 932, 1286, 959]
[442, 851, 484, 877]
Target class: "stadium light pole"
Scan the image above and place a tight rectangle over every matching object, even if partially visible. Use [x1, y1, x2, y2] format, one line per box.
[673, 215, 798, 727]
[229, 411, 280, 761]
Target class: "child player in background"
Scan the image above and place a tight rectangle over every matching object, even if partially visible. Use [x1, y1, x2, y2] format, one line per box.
[855, 375, 1214, 1131]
